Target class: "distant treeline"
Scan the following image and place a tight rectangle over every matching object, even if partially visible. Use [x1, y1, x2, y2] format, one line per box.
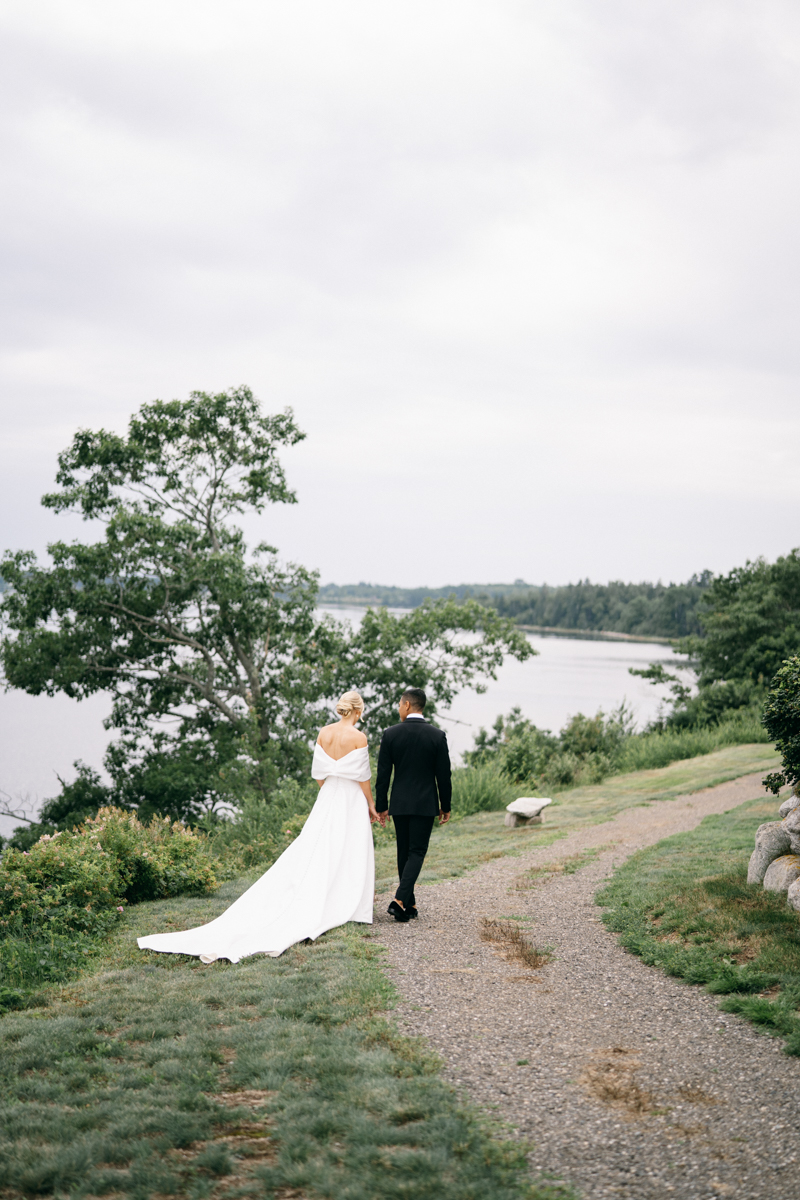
[318, 574, 714, 640]
[317, 580, 534, 608]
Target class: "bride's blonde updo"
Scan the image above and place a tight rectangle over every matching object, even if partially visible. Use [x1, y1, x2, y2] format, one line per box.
[336, 690, 364, 718]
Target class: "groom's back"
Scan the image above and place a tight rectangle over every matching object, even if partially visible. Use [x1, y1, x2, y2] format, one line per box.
[376, 720, 452, 817]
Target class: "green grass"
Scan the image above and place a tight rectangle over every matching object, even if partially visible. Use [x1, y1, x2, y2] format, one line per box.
[374, 743, 780, 894]
[450, 763, 518, 816]
[0, 877, 571, 1200]
[513, 846, 612, 890]
[619, 710, 771, 773]
[0, 929, 107, 1015]
[597, 791, 800, 1054]
[0, 740, 783, 1197]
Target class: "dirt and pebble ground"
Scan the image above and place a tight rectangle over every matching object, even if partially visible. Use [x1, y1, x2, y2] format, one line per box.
[373, 774, 800, 1200]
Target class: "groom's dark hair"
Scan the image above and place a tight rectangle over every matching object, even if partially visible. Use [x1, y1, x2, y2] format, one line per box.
[402, 687, 427, 712]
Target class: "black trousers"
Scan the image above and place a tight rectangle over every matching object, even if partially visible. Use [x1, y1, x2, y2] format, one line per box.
[393, 815, 436, 907]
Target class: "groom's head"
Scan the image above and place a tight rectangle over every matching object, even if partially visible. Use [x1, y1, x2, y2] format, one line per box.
[399, 688, 426, 721]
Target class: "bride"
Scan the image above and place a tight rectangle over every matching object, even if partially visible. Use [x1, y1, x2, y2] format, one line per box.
[137, 691, 377, 962]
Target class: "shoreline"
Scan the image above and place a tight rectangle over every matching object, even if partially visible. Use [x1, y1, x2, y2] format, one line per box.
[320, 602, 675, 645]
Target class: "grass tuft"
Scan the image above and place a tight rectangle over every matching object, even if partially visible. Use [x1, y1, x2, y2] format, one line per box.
[479, 918, 553, 971]
[514, 845, 613, 890]
[579, 1048, 657, 1116]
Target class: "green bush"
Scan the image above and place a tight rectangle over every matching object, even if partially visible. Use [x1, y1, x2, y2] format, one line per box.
[619, 708, 770, 773]
[0, 807, 217, 937]
[465, 704, 635, 792]
[87, 807, 218, 902]
[209, 778, 318, 869]
[762, 655, 800, 794]
[450, 763, 518, 816]
[0, 830, 122, 937]
[463, 698, 771, 796]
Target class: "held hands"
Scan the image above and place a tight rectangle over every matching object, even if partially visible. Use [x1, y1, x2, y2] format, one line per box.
[368, 805, 379, 824]
[378, 811, 390, 828]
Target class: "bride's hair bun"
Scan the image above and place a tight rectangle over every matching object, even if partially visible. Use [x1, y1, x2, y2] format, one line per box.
[336, 690, 364, 718]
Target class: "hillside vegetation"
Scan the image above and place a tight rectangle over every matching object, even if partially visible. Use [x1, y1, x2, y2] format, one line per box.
[319, 575, 711, 639]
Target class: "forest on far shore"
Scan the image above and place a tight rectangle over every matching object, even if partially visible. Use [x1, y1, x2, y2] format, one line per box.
[318, 574, 714, 639]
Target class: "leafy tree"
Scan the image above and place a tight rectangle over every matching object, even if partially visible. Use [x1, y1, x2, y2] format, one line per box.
[762, 656, 800, 795]
[632, 550, 800, 729]
[1, 386, 534, 825]
[326, 601, 533, 741]
[687, 551, 800, 690]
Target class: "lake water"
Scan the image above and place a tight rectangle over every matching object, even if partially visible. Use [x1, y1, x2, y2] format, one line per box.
[0, 605, 685, 836]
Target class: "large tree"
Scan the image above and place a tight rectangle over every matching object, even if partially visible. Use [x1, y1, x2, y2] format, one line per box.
[1, 387, 533, 822]
[631, 550, 800, 729]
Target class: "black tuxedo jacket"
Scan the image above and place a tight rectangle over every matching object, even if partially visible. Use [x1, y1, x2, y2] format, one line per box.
[375, 718, 452, 816]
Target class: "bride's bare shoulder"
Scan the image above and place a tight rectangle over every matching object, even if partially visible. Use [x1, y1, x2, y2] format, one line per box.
[316, 725, 367, 750]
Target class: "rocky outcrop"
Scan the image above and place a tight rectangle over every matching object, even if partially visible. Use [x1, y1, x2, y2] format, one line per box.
[779, 793, 800, 819]
[748, 821, 792, 885]
[748, 785, 800, 906]
[763, 854, 800, 892]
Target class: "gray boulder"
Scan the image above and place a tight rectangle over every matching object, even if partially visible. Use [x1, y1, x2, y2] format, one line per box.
[787, 878, 800, 913]
[763, 854, 800, 892]
[779, 794, 800, 819]
[782, 808, 800, 854]
[747, 821, 792, 885]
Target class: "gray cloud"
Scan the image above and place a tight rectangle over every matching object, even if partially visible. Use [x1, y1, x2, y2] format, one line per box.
[1, 0, 798, 586]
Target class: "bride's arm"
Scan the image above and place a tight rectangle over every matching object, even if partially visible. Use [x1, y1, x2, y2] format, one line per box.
[358, 779, 378, 823]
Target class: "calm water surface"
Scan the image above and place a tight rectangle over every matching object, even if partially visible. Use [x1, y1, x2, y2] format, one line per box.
[0, 605, 684, 834]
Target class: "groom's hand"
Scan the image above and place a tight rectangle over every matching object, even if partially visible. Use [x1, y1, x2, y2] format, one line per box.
[439, 810, 451, 825]
[378, 811, 389, 828]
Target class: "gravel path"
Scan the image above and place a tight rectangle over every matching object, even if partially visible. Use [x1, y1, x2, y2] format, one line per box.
[373, 774, 799, 1200]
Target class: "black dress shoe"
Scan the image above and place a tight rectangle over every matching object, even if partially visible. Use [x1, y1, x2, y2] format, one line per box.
[407, 905, 418, 919]
[387, 900, 410, 923]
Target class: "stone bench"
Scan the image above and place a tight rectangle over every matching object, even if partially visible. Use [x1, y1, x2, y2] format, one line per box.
[504, 797, 553, 828]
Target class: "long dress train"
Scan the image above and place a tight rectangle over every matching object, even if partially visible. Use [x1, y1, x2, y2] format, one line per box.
[136, 744, 374, 962]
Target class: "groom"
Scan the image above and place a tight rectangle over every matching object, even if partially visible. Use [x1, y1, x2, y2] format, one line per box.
[376, 687, 452, 923]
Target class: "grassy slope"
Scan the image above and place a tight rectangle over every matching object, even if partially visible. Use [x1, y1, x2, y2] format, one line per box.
[597, 791, 800, 1055]
[0, 743, 780, 1198]
[0, 881, 569, 1200]
[374, 743, 780, 893]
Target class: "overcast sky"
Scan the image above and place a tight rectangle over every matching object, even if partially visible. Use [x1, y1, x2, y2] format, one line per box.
[1, 0, 799, 588]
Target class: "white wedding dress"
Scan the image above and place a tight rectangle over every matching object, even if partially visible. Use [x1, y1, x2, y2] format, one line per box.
[136, 744, 375, 962]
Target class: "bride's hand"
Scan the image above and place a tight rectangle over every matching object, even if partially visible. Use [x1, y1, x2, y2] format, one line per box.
[368, 805, 379, 824]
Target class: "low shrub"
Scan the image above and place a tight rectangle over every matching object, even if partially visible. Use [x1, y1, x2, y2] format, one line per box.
[463, 701, 771, 795]
[87, 807, 217, 902]
[465, 704, 635, 793]
[450, 763, 518, 816]
[0, 807, 217, 937]
[619, 709, 770, 773]
[209, 778, 318, 869]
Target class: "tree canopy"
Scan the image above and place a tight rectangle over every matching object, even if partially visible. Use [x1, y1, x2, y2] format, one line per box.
[762, 656, 800, 795]
[1, 387, 534, 828]
[632, 550, 800, 729]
